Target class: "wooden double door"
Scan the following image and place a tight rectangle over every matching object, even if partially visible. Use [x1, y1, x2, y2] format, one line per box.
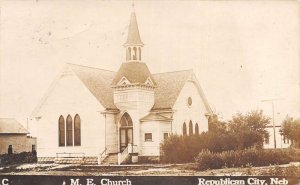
[120, 127, 133, 152]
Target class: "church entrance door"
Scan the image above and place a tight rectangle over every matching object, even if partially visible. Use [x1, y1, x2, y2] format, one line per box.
[119, 113, 133, 152]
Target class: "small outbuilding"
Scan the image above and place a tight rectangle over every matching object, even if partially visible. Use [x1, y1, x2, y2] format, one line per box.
[0, 118, 36, 154]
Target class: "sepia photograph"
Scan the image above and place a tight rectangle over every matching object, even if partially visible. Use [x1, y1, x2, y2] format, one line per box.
[0, 0, 299, 184]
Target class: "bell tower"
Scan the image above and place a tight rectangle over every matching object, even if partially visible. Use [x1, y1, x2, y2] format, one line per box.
[124, 2, 144, 62]
[112, 1, 156, 113]
[111, 1, 156, 156]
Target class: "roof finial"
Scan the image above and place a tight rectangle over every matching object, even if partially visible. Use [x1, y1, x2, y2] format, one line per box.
[132, 0, 135, 12]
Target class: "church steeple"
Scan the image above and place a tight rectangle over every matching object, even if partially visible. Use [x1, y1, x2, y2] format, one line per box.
[124, 1, 144, 62]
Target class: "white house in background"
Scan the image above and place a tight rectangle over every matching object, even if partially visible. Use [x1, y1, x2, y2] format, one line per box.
[263, 124, 291, 149]
[31, 5, 213, 164]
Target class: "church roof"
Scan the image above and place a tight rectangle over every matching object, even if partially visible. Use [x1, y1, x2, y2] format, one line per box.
[0, 118, 28, 134]
[140, 113, 172, 122]
[65, 64, 211, 113]
[68, 63, 117, 109]
[111, 62, 156, 86]
[152, 70, 193, 110]
[124, 11, 143, 46]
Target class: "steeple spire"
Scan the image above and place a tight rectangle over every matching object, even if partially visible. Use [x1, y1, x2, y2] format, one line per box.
[124, 2, 143, 47]
[124, 1, 144, 62]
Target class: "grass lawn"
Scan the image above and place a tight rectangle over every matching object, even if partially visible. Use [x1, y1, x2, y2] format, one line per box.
[0, 162, 299, 176]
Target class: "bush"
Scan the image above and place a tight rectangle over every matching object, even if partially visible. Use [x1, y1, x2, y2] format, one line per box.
[194, 150, 223, 170]
[0, 152, 37, 165]
[161, 110, 271, 164]
[195, 148, 300, 171]
[161, 134, 204, 163]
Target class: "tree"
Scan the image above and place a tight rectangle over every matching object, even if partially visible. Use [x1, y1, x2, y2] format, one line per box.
[208, 114, 227, 133]
[228, 110, 270, 149]
[281, 116, 300, 148]
[160, 110, 271, 163]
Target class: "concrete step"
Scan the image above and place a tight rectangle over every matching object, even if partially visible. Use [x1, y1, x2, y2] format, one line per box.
[102, 154, 118, 165]
[54, 157, 98, 165]
[55, 157, 84, 164]
[84, 157, 98, 165]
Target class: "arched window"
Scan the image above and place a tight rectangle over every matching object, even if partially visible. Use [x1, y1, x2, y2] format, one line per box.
[66, 115, 73, 146]
[128, 47, 131, 60]
[139, 48, 141, 60]
[189, 121, 193, 135]
[183, 122, 187, 135]
[58, 116, 65, 146]
[120, 112, 133, 127]
[74, 114, 81, 146]
[133, 47, 137, 60]
[195, 123, 199, 135]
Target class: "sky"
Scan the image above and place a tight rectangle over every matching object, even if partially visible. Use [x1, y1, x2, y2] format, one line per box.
[0, 0, 299, 127]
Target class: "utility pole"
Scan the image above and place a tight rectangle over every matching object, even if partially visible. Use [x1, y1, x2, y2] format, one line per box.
[261, 98, 282, 149]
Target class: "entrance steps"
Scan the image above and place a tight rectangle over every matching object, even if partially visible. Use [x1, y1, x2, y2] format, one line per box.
[101, 153, 118, 165]
[54, 157, 98, 164]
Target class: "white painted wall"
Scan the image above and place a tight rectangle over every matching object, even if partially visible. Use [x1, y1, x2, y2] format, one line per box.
[114, 88, 155, 111]
[105, 113, 118, 154]
[140, 121, 159, 156]
[172, 80, 209, 135]
[140, 120, 171, 156]
[263, 126, 291, 149]
[35, 70, 106, 157]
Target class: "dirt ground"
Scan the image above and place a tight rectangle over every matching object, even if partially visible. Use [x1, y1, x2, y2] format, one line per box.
[0, 162, 300, 176]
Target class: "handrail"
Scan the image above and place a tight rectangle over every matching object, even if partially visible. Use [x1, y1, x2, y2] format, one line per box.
[120, 146, 129, 164]
[98, 148, 107, 165]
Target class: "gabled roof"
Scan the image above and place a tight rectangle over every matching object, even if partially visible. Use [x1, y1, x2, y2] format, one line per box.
[111, 62, 156, 86]
[69, 64, 211, 112]
[152, 70, 212, 112]
[32, 63, 211, 115]
[151, 70, 193, 110]
[140, 113, 172, 122]
[0, 118, 28, 134]
[67, 63, 117, 109]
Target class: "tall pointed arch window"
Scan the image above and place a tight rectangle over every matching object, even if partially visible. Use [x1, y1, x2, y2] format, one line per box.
[66, 115, 73, 146]
[189, 121, 193, 135]
[74, 114, 81, 146]
[183, 122, 187, 135]
[58, 116, 65, 146]
[195, 123, 199, 135]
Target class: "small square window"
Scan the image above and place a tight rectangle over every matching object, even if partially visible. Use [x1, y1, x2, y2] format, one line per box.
[163, 133, 169, 140]
[145, 133, 152, 142]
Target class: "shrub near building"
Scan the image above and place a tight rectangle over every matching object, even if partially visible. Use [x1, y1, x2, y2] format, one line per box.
[195, 148, 300, 170]
[0, 152, 37, 165]
[161, 110, 270, 163]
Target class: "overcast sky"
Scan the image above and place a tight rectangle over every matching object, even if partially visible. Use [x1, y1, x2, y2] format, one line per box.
[0, 0, 299, 125]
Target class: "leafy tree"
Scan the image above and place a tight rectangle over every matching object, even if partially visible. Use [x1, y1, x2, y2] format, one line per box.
[208, 114, 227, 133]
[228, 110, 270, 149]
[281, 116, 300, 148]
[161, 110, 271, 163]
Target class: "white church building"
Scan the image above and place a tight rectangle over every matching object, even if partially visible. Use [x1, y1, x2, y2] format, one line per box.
[31, 5, 213, 164]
